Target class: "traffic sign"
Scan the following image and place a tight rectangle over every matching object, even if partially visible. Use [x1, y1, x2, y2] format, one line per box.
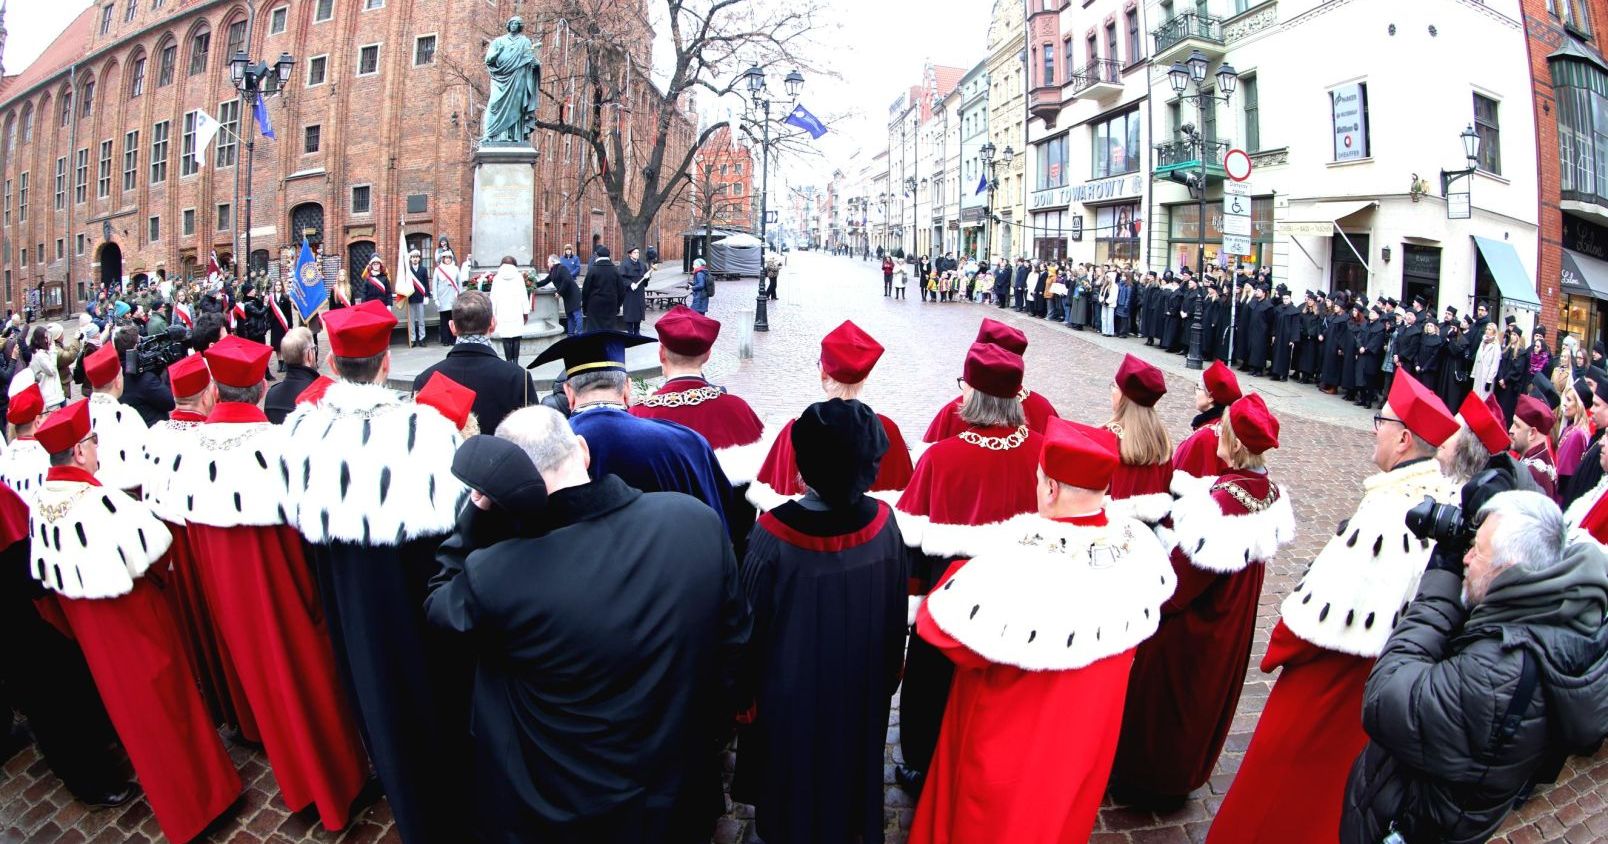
[1223, 234, 1253, 255]
[1223, 148, 1253, 182]
[1224, 179, 1251, 197]
[1223, 194, 1250, 217]
[1222, 214, 1252, 237]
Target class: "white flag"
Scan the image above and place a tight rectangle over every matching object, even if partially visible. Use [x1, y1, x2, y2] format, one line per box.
[194, 109, 221, 160]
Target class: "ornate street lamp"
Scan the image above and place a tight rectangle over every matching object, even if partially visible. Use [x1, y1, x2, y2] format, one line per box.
[228, 50, 295, 274]
[740, 64, 805, 331]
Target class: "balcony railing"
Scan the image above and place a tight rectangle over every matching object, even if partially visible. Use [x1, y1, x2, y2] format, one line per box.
[1153, 12, 1225, 57]
[1154, 138, 1231, 178]
[1071, 59, 1124, 97]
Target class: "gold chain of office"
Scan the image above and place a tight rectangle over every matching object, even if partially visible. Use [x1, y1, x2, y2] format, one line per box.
[1210, 480, 1279, 513]
[959, 425, 1031, 451]
[639, 386, 724, 408]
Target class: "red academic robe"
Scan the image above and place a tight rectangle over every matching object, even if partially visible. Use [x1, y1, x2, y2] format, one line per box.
[1521, 439, 1559, 502]
[630, 375, 768, 484]
[922, 388, 1060, 443]
[38, 466, 241, 843]
[753, 413, 913, 505]
[1173, 419, 1228, 479]
[895, 426, 1044, 559]
[1206, 621, 1373, 844]
[908, 511, 1174, 844]
[149, 409, 260, 742]
[1109, 458, 1176, 527]
[183, 402, 370, 829]
[1111, 469, 1289, 799]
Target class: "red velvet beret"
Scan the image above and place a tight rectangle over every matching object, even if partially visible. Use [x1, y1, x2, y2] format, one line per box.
[820, 321, 884, 384]
[1459, 392, 1509, 455]
[962, 342, 1024, 399]
[1485, 391, 1505, 426]
[1228, 393, 1279, 455]
[1040, 417, 1118, 490]
[166, 353, 212, 398]
[324, 301, 397, 358]
[203, 336, 272, 389]
[1115, 353, 1167, 407]
[976, 318, 1028, 356]
[7, 383, 42, 426]
[655, 305, 720, 356]
[84, 342, 120, 389]
[1203, 359, 1242, 406]
[1385, 371, 1457, 447]
[1515, 394, 1556, 438]
[35, 399, 90, 454]
[416, 372, 475, 431]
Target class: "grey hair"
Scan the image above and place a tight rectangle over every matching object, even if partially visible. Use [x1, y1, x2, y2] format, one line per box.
[496, 405, 581, 474]
[1408, 432, 1437, 459]
[1444, 426, 1491, 486]
[567, 369, 628, 397]
[1477, 490, 1566, 575]
[959, 390, 1026, 428]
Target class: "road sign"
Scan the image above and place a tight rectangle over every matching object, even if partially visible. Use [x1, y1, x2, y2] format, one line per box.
[1224, 179, 1251, 197]
[1222, 214, 1252, 237]
[1223, 193, 1250, 217]
[1223, 148, 1253, 182]
[1447, 191, 1471, 220]
[1223, 234, 1253, 255]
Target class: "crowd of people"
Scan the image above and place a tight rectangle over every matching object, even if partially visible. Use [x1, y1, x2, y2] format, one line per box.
[2, 231, 1608, 844]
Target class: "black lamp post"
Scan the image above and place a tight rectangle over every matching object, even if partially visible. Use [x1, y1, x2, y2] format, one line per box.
[229, 50, 295, 276]
[1440, 124, 1483, 195]
[1168, 48, 1237, 370]
[741, 64, 804, 332]
[979, 140, 1015, 265]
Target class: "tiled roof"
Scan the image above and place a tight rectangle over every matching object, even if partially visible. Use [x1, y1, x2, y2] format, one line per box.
[931, 65, 967, 100]
[0, 7, 94, 109]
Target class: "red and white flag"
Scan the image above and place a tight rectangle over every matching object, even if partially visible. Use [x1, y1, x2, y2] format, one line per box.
[230, 301, 246, 331]
[173, 301, 193, 328]
[206, 251, 222, 288]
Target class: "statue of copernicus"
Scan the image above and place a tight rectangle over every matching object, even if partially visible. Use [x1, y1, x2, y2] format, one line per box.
[481, 16, 541, 144]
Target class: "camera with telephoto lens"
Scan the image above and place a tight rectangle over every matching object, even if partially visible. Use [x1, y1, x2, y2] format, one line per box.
[122, 325, 191, 376]
[1405, 466, 1518, 557]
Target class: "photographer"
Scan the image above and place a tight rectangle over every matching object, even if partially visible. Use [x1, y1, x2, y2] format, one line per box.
[114, 326, 175, 427]
[1343, 490, 1608, 844]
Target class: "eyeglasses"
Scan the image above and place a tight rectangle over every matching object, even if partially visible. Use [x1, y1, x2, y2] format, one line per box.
[1373, 414, 1405, 432]
[955, 376, 965, 392]
[78, 433, 99, 447]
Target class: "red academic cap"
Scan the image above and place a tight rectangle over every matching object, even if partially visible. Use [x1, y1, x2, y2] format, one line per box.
[1203, 359, 1243, 406]
[1115, 353, 1167, 407]
[1459, 392, 1509, 455]
[35, 399, 90, 454]
[1040, 417, 1118, 491]
[323, 302, 397, 358]
[975, 318, 1028, 356]
[7, 383, 42, 427]
[1485, 391, 1505, 426]
[1515, 394, 1556, 437]
[820, 321, 884, 384]
[84, 342, 121, 389]
[962, 342, 1024, 399]
[655, 305, 721, 356]
[204, 336, 272, 389]
[416, 372, 476, 431]
[166, 353, 212, 398]
[1385, 371, 1458, 447]
[1228, 393, 1280, 455]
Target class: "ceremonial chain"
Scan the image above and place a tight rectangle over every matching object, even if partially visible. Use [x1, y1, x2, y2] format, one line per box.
[199, 424, 271, 452]
[959, 425, 1030, 451]
[37, 487, 93, 524]
[1017, 522, 1135, 567]
[639, 386, 723, 408]
[574, 401, 629, 413]
[1211, 479, 1278, 513]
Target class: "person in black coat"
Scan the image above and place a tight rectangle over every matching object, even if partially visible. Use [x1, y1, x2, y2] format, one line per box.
[1353, 306, 1387, 406]
[619, 248, 651, 336]
[1436, 317, 1474, 412]
[1162, 280, 1185, 352]
[265, 326, 321, 424]
[1296, 295, 1322, 383]
[110, 326, 175, 427]
[992, 262, 1011, 309]
[538, 256, 583, 336]
[1340, 304, 1364, 400]
[1415, 320, 1445, 394]
[581, 247, 628, 333]
[1012, 260, 1029, 311]
[412, 291, 536, 436]
[1394, 310, 1424, 380]
[1270, 292, 1300, 381]
[1244, 286, 1276, 376]
[424, 405, 749, 844]
[1320, 303, 1349, 392]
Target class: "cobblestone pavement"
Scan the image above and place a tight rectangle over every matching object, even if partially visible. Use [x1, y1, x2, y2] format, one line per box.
[1, 251, 1604, 843]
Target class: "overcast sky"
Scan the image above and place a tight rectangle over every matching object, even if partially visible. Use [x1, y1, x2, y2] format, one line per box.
[7, 0, 989, 189]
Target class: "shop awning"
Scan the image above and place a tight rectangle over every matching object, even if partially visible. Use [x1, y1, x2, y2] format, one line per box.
[1562, 248, 1608, 299]
[1275, 200, 1377, 237]
[1472, 236, 1541, 310]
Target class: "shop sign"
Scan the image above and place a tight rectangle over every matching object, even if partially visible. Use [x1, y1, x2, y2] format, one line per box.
[1031, 173, 1144, 210]
[1331, 83, 1368, 163]
[1563, 214, 1608, 261]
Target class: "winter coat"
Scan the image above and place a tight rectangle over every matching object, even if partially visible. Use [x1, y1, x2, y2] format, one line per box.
[1343, 543, 1608, 844]
[620, 258, 650, 323]
[691, 268, 710, 314]
[581, 258, 627, 323]
[1473, 339, 1502, 398]
[488, 264, 532, 339]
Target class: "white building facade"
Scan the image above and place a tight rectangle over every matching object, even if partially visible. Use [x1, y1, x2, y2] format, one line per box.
[959, 61, 992, 260]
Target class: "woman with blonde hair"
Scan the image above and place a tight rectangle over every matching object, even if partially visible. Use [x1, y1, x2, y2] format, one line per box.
[1559, 378, 1594, 490]
[1495, 328, 1528, 424]
[1471, 322, 1501, 398]
[1105, 353, 1174, 525]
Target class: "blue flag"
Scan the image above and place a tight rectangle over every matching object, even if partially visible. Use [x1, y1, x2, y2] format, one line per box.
[254, 93, 276, 140]
[288, 237, 326, 321]
[783, 103, 827, 139]
[975, 172, 988, 196]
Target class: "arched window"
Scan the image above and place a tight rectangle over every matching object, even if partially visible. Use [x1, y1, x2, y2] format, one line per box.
[59, 88, 72, 126]
[129, 50, 147, 97]
[79, 77, 95, 117]
[156, 36, 177, 87]
[20, 104, 33, 143]
[188, 25, 211, 76]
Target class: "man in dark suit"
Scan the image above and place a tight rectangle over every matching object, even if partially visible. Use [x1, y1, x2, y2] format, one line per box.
[412, 290, 535, 435]
[265, 326, 322, 424]
[581, 246, 627, 333]
[537, 255, 583, 336]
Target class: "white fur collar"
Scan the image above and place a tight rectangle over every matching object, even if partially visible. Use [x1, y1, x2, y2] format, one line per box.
[714, 432, 771, 487]
[167, 422, 293, 528]
[1565, 475, 1608, 531]
[1107, 491, 1174, 526]
[88, 393, 150, 491]
[1279, 460, 1458, 657]
[282, 382, 465, 545]
[0, 440, 48, 505]
[31, 479, 172, 599]
[1168, 477, 1295, 573]
[923, 514, 1175, 670]
[141, 419, 202, 524]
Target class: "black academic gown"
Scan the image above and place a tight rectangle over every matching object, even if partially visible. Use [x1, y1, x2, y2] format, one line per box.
[1415, 332, 1444, 389]
[1162, 288, 1184, 350]
[425, 476, 748, 844]
[1356, 320, 1386, 392]
[1246, 300, 1275, 372]
[620, 258, 649, 325]
[1436, 331, 1473, 411]
[1298, 311, 1323, 377]
[1320, 314, 1348, 387]
[1340, 319, 1363, 392]
[1270, 305, 1299, 378]
[1395, 323, 1424, 378]
[732, 497, 907, 844]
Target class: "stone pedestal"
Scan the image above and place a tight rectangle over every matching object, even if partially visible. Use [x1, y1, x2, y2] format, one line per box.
[472, 143, 564, 353]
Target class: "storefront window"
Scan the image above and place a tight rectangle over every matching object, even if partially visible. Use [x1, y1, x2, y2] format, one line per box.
[1331, 233, 1372, 297]
[1165, 198, 1273, 273]
[1554, 57, 1608, 207]
[1402, 244, 1441, 311]
[1561, 293, 1603, 350]
[1032, 209, 1068, 261]
[1095, 202, 1141, 264]
[1092, 109, 1141, 179]
[1036, 136, 1067, 190]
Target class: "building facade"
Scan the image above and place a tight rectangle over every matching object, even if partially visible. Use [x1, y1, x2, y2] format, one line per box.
[1143, 0, 1539, 327]
[986, 0, 1028, 262]
[0, 0, 695, 316]
[694, 125, 753, 232]
[958, 60, 990, 259]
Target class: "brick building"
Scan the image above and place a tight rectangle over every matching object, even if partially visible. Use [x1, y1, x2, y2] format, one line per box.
[693, 124, 752, 231]
[1524, 0, 1608, 347]
[0, 0, 695, 316]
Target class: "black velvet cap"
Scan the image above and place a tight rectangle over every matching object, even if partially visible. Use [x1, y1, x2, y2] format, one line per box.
[790, 398, 888, 507]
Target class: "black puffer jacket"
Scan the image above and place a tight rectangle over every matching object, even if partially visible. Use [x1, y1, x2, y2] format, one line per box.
[1342, 543, 1608, 844]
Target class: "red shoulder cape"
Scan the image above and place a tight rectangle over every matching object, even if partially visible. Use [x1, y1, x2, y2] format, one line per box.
[630, 380, 765, 450]
[1173, 421, 1228, 479]
[922, 390, 1059, 443]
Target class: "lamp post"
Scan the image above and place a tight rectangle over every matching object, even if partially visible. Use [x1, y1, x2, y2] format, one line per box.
[1167, 48, 1238, 370]
[229, 50, 295, 277]
[1440, 123, 1482, 195]
[979, 140, 1015, 266]
[903, 177, 917, 258]
[741, 64, 804, 333]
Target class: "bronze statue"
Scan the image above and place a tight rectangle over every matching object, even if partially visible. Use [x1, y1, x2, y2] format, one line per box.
[480, 16, 541, 145]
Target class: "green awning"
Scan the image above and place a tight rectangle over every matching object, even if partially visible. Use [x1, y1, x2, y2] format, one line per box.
[1472, 236, 1540, 311]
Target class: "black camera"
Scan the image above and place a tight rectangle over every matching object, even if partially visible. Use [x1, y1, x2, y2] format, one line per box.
[1405, 466, 1520, 555]
[122, 325, 191, 377]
